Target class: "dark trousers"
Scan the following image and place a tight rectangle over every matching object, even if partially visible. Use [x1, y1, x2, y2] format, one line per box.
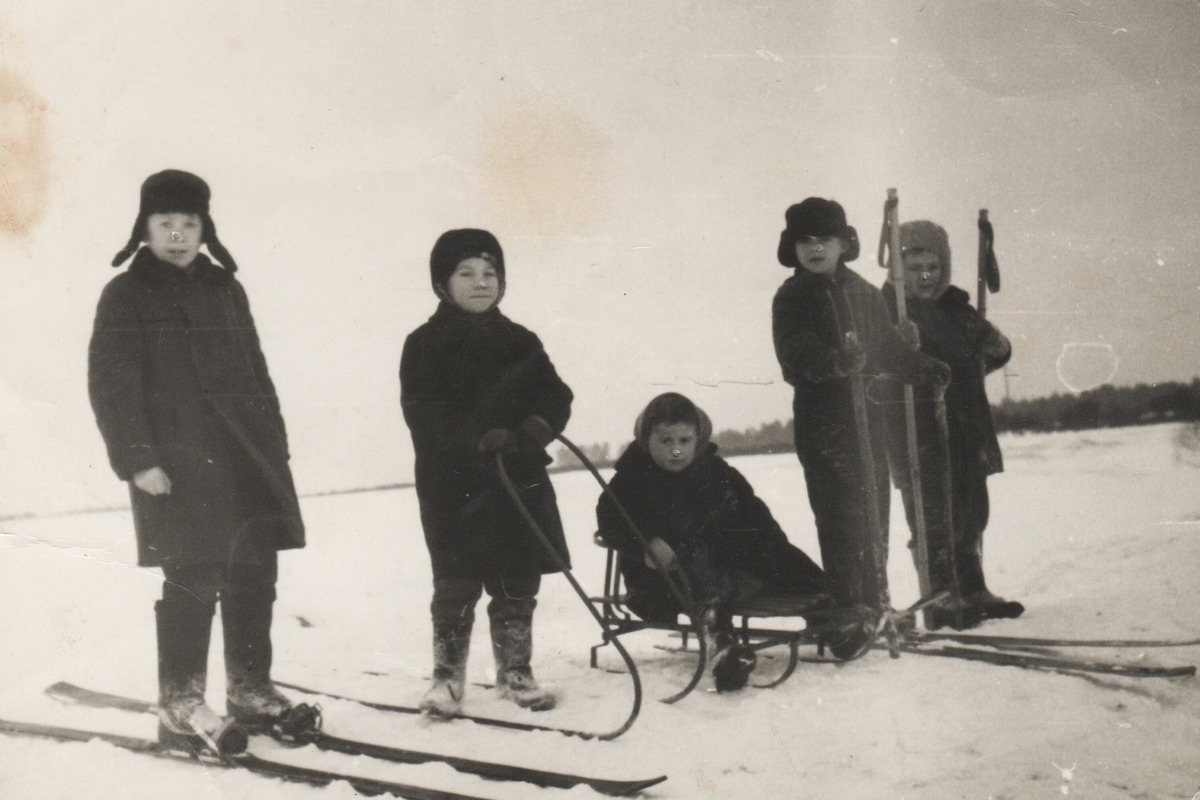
[157, 557, 279, 702]
[430, 570, 541, 629]
[899, 449, 991, 598]
[796, 445, 891, 609]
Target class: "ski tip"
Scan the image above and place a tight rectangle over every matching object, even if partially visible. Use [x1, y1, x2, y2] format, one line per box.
[594, 774, 669, 796]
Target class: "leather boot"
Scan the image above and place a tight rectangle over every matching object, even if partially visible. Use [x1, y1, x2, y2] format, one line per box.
[223, 585, 319, 735]
[156, 598, 246, 755]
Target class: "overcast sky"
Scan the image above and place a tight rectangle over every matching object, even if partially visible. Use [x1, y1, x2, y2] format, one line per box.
[2, 0, 1198, 514]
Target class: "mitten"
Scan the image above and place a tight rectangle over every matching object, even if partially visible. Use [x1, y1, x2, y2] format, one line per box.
[518, 415, 556, 449]
[894, 319, 920, 349]
[478, 428, 518, 454]
[964, 316, 1010, 359]
[920, 358, 952, 392]
[834, 339, 867, 376]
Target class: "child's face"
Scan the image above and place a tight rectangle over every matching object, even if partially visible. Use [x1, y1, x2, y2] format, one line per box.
[146, 212, 203, 268]
[647, 422, 699, 473]
[793, 235, 845, 276]
[445, 256, 500, 314]
[901, 251, 943, 299]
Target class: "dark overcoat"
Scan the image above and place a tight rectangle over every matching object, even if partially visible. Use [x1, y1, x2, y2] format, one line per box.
[400, 301, 573, 580]
[88, 249, 304, 568]
[772, 264, 935, 606]
[883, 284, 1010, 476]
[596, 442, 828, 617]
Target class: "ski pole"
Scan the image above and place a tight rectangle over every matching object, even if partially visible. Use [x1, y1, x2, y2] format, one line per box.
[882, 188, 942, 629]
[977, 209, 1000, 319]
[826, 292, 898, 657]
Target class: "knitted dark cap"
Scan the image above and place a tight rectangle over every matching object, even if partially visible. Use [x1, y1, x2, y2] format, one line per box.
[429, 228, 506, 295]
[110, 169, 237, 271]
[776, 197, 860, 267]
[633, 393, 713, 453]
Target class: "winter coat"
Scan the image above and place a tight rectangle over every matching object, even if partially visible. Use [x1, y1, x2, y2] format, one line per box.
[772, 264, 931, 466]
[400, 301, 573, 580]
[596, 442, 828, 614]
[88, 249, 304, 568]
[883, 284, 1010, 477]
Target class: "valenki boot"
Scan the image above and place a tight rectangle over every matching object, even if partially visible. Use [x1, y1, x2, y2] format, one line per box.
[156, 598, 247, 756]
[491, 615, 558, 711]
[420, 621, 472, 718]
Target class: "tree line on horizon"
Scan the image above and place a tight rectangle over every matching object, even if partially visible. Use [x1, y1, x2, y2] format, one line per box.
[552, 378, 1200, 469]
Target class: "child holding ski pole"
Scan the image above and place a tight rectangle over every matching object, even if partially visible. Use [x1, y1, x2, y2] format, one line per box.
[884, 220, 1023, 627]
[595, 392, 832, 689]
[400, 228, 573, 717]
[88, 170, 314, 755]
[771, 198, 950, 654]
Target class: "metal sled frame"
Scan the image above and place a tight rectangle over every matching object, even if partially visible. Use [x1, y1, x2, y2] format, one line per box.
[587, 539, 873, 703]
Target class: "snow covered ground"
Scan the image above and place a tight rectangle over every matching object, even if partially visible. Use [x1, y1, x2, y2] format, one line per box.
[2, 422, 1199, 800]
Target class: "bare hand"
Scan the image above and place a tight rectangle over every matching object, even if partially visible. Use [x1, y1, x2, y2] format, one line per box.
[133, 466, 172, 495]
[643, 537, 678, 571]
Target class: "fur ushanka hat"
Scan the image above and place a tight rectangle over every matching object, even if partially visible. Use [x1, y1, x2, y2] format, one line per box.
[111, 170, 238, 271]
[897, 220, 952, 298]
[633, 393, 714, 453]
[429, 228, 506, 301]
[776, 197, 860, 268]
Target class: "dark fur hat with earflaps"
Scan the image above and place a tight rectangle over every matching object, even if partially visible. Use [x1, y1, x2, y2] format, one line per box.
[110, 169, 238, 271]
[776, 197, 860, 268]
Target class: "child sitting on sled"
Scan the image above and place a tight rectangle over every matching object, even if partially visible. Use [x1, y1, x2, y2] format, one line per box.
[400, 228, 574, 717]
[595, 392, 832, 689]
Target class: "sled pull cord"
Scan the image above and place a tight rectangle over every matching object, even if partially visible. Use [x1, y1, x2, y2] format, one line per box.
[494, 450, 644, 740]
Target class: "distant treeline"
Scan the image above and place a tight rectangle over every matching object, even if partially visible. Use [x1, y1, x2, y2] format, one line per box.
[553, 378, 1200, 468]
[990, 378, 1200, 433]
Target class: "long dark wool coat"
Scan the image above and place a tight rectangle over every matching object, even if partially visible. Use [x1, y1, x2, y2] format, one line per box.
[88, 249, 304, 568]
[596, 442, 828, 620]
[400, 301, 573, 580]
[772, 264, 933, 607]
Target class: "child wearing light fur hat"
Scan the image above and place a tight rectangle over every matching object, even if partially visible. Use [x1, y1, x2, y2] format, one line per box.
[883, 219, 1023, 628]
[771, 197, 951, 655]
[400, 228, 574, 717]
[89, 170, 313, 754]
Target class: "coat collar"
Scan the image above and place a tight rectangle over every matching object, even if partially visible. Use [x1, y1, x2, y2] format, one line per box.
[127, 248, 232, 286]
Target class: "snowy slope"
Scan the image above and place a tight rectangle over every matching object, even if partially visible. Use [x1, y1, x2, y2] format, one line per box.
[2, 423, 1199, 800]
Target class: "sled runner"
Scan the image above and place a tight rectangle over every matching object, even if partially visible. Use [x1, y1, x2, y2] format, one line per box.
[587, 537, 881, 701]
[535, 434, 892, 702]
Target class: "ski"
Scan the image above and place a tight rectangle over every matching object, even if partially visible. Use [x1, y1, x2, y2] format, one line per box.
[45, 682, 665, 796]
[907, 631, 1200, 650]
[0, 717, 493, 800]
[277, 679, 608, 738]
[889, 642, 1196, 678]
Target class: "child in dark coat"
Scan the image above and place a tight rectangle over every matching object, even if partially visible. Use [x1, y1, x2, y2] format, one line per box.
[884, 220, 1023, 628]
[89, 170, 310, 753]
[771, 198, 950, 625]
[596, 392, 830, 622]
[400, 228, 573, 717]
[596, 393, 831, 688]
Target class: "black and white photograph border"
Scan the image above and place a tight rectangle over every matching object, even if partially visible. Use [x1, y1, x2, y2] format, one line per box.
[2, 2, 1199, 799]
